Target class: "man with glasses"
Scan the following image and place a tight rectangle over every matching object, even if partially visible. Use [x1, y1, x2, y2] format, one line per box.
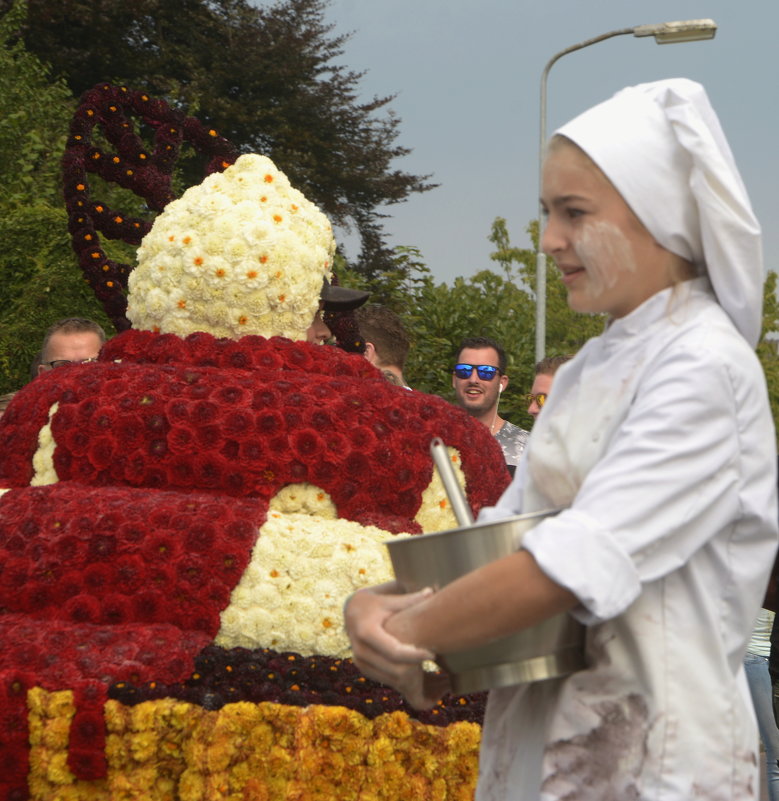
[526, 354, 572, 422]
[452, 336, 528, 472]
[36, 317, 107, 375]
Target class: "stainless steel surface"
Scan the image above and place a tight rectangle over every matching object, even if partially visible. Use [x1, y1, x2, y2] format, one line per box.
[429, 437, 473, 527]
[386, 509, 587, 692]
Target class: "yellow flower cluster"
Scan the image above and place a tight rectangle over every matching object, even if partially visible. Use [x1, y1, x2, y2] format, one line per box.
[216, 507, 410, 655]
[27, 689, 482, 800]
[27, 688, 83, 798]
[126, 154, 336, 341]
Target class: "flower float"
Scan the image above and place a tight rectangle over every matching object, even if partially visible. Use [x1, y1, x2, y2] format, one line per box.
[0, 88, 511, 801]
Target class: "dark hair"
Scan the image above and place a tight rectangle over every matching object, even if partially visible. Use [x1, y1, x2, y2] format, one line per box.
[535, 354, 573, 376]
[355, 305, 410, 369]
[455, 336, 507, 374]
[40, 317, 107, 361]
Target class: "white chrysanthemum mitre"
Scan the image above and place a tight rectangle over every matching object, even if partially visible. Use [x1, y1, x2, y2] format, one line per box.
[127, 154, 336, 341]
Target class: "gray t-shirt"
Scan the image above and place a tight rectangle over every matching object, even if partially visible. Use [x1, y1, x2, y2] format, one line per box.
[494, 420, 529, 467]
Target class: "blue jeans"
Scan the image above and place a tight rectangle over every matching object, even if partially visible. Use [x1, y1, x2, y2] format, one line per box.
[745, 652, 779, 801]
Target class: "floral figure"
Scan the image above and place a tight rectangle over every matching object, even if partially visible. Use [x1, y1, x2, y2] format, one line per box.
[0, 85, 509, 799]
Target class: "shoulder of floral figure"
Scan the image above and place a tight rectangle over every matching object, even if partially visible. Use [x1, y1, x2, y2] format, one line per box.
[100, 329, 380, 379]
[0, 355, 509, 514]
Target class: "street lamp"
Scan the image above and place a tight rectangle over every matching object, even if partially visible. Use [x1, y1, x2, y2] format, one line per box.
[534, 19, 717, 362]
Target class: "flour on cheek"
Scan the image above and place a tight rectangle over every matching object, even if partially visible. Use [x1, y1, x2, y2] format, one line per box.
[574, 220, 636, 300]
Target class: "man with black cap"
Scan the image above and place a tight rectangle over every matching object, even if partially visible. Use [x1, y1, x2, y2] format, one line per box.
[306, 278, 369, 344]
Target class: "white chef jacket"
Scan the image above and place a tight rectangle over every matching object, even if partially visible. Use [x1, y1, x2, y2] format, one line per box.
[476, 278, 778, 801]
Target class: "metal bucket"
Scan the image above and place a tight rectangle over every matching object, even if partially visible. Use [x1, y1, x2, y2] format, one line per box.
[386, 508, 587, 694]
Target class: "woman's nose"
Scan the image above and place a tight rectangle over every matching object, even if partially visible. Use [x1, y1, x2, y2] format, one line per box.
[541, 215, 564, 256]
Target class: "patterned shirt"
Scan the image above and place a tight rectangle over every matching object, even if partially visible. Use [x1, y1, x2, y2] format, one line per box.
[493, 420, 529, 467]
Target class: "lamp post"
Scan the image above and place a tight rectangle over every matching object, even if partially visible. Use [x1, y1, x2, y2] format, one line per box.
[534, 19, 717, 362]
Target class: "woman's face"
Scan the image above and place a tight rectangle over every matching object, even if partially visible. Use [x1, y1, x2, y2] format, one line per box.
[541, 140, 674, 319]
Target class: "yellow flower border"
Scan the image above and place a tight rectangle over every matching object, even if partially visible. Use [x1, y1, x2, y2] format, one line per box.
[28, 688, 481, 801]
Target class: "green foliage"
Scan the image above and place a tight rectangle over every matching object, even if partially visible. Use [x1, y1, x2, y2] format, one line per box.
[0, 0, 73, 206]
[17, 0, 435, 273]
[0, 205, 112, 392]
[757, 271, 779, 440]
[0, 1, 113, 392]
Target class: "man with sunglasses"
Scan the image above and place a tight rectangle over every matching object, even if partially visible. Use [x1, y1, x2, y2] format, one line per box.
[452, 336, 528, 471]
[526, 354, 572, 421]
[36, 317, 107, 375]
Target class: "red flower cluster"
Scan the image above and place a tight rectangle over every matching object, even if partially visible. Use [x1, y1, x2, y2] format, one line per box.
[0, 483, 264, 633]
[61, 83, 238, 330]
[0, 482, 264, 784]
[109, 644, 488, 727]
[0, 336, 508, 523]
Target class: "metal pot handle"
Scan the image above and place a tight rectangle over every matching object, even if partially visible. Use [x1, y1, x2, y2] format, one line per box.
[430, 437, 474, 527]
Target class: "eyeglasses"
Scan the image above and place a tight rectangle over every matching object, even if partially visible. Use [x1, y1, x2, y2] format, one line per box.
[453, 363, 501, 381]
[525, 393, 548, 407]
[43, 358, 99, 369]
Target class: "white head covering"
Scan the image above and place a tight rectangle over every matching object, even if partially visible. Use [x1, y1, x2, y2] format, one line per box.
[555, 78, 763, 347]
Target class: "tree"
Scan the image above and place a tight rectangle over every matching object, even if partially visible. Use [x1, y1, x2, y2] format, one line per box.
[0, 0, 112, 393]
[12, 0, 436, 274]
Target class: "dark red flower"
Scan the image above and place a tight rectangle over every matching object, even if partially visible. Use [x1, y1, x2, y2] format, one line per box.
[255, 409, 283, 434]
[64, 594, 101, 623]
[87, 533, 117, 561]
[83, 562, 115, 592]
[87, 437, 115, 470]
[184, 522, 216, 553]
[114, 555, 147, 594]
[221, 409, 253, 437]
[191, 400, 218, 425]
[290, 429, 324, 462]
[216, 385, 248, 405]
[101, 593, 132, 624]
[194, 424, 221, 449]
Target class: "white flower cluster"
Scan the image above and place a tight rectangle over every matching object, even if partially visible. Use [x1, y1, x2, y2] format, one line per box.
[414, 446, 465, 533]
[127, 154, 336, 341]
[216, 510, 410, 657]
[30, 403, 59, 487]
[268, 483, 338, 519]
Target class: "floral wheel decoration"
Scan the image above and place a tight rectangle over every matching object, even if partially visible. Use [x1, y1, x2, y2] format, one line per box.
[61, 83, 238, 331]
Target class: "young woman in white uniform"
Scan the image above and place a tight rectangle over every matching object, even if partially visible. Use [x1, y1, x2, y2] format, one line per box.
[344, 79, 778, 800]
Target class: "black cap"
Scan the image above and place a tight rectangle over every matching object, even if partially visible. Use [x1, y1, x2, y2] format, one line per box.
[320, 278, 369, 312]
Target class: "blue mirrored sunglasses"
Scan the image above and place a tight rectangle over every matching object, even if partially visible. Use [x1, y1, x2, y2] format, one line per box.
[453, 363, 501, 381]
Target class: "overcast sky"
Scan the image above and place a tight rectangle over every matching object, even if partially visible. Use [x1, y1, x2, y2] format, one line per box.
[318, 0, 777, 285]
